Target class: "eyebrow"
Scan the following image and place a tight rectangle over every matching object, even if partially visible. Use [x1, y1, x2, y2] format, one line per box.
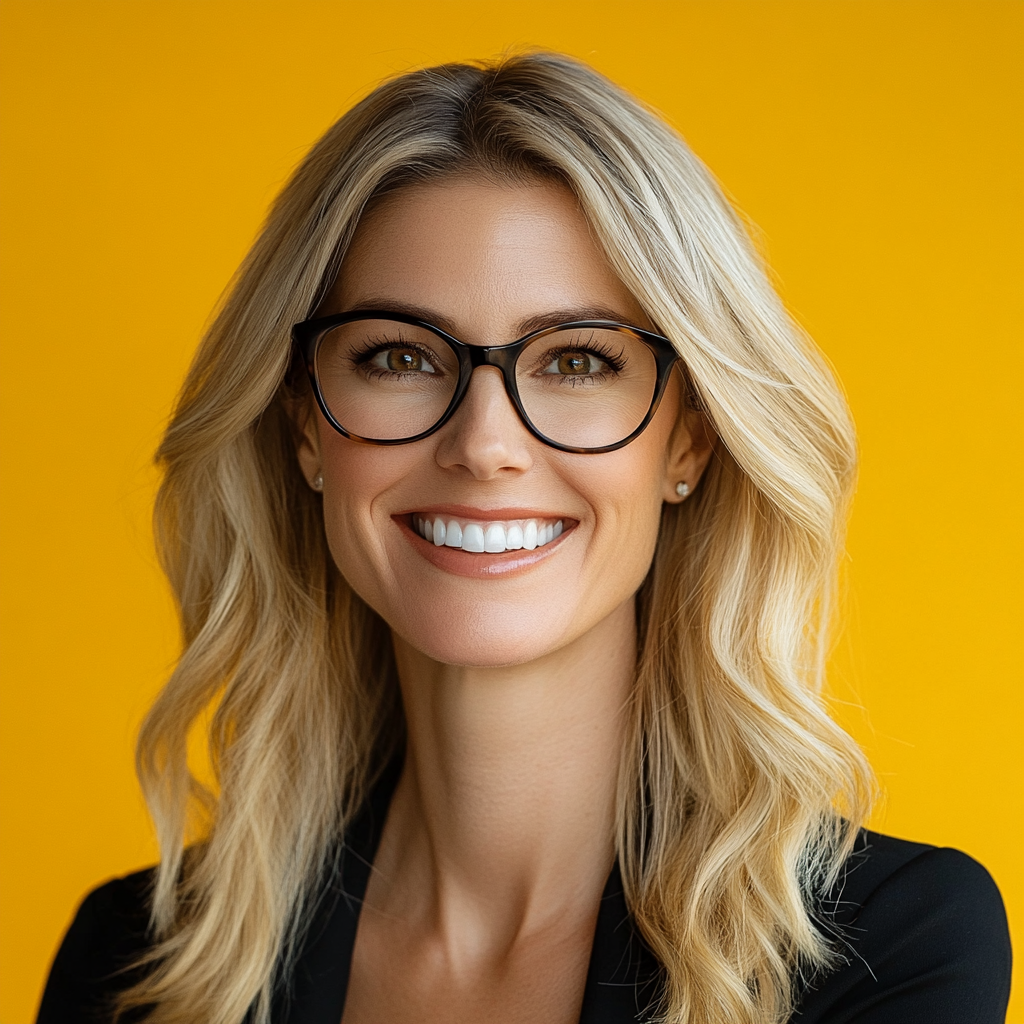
[344, 299, 643, 339]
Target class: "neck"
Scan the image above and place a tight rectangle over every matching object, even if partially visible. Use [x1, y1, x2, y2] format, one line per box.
[374, 597, 636, 952]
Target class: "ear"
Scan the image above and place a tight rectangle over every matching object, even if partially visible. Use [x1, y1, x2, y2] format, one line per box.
[662, 406, 715, 504]
[288, 395, 324, 491]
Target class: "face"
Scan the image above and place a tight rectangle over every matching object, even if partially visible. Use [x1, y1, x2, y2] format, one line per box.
[296, 177, 711, 668]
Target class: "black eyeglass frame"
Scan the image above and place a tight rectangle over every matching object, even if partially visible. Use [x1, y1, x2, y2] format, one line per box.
[292, 310, 681, 454]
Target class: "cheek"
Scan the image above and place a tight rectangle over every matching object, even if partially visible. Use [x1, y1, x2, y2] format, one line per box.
[582, 407, 675, 547]
[548, 445, 669, 647]
[316, 429, 410, 590]
[320, 432, 401, 504]
[582, 449, 666, 583]
[577, 407, 678, 594]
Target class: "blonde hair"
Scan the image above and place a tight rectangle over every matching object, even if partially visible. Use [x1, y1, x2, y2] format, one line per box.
[124, 52, 872, 1024]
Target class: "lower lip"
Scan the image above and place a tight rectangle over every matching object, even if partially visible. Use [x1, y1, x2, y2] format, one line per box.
[395, 516, 574, 577]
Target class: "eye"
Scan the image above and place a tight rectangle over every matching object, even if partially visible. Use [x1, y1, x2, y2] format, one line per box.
[542, 350, 609, 376]
[369, 347, 437, 374]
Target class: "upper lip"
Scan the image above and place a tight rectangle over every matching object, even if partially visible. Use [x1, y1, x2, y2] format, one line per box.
[394, 503, 573, 520]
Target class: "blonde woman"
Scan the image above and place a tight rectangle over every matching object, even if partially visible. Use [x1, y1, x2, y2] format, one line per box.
[38, 54, 1010, 1024]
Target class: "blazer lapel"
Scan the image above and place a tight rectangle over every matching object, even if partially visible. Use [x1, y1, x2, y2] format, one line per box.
[578, 864, 662, 1023]
[272, 761, 398, 1024]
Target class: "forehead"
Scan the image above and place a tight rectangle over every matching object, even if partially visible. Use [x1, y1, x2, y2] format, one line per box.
[324, 176, 647, 340]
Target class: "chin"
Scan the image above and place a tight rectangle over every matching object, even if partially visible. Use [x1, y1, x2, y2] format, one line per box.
[389, 603, 579, 669]
[399, 631, 568, 671]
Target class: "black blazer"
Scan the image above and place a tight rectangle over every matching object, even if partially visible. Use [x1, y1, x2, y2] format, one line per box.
[39, 763, 1012, 1023]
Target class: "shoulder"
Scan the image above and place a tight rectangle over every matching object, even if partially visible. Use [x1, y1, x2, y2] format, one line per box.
[794, 830, 1012, 1024]
[36, 868, 157, 1024]
[820, 830, 1005, 921]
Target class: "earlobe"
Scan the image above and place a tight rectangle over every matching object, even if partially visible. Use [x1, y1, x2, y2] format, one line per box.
[663, 411, 715, 504]
[291, 397, 324, 491]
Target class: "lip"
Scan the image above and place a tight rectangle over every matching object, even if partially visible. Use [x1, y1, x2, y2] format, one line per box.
[394, 503, 570, 521]
[394, 512, 576, 578]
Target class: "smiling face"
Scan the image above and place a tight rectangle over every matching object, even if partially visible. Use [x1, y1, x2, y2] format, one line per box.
[295, 176, 711, 668]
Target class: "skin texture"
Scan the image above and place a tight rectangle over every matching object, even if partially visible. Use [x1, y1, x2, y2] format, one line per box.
[295, 177, 713, 1024]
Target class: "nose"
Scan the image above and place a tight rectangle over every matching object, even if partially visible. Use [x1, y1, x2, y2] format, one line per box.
[433, 366, 534, 479]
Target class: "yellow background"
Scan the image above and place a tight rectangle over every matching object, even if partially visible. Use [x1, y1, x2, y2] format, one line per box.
[1, 1, 1020, 1020]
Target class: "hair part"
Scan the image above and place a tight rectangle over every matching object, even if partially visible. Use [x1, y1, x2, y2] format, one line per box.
[123, 51, 872, 1024]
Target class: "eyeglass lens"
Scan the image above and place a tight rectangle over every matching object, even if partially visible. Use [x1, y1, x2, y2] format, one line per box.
[313, 318, 660, 449]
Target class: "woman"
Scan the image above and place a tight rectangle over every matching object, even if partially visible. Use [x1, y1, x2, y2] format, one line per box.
[38, 53, 1010, 1024]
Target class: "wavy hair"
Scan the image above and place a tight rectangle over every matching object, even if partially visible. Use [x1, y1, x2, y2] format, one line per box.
[122, 52, 872, 1024]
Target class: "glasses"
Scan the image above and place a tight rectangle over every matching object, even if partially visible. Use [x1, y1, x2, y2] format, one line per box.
[292, 310, 680, 454]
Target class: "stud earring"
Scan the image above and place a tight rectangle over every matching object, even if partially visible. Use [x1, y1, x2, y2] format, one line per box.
[675, 481, 690, 498]
[312, 473, 324, 492]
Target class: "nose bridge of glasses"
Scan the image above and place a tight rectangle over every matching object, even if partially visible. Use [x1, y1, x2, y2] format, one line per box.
[457, 342, 523, 415]
[464, 341, 521, 374]
[458, 340, 526, 426]
[462, 362, 519, 414]
[445, 348, 529, 438]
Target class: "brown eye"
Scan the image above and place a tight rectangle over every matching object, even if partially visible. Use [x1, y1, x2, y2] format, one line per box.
[388, 348, 422, 371]
[367, 347, 437, 374]
[558, 352, 589, 375]
[540, 350, 608, 376]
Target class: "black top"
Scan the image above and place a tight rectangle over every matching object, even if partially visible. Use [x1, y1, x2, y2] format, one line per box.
[38, 765, 1012, 1023]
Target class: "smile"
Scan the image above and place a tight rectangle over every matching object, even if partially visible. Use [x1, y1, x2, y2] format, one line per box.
[411, 514, 564, 553]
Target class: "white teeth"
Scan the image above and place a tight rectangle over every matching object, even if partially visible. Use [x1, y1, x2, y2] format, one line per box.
[523, 520, 538, 550]
[462, 523, 486, 553]
[484, 523, 507, 552]
[444, 519, 462, 547]
[413, 514, 565, 554]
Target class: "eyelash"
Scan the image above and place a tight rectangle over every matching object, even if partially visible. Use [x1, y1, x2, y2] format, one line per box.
[349, 337, 446, 374]
[345, 334, 629, 377]
[538, 342, 628, 374]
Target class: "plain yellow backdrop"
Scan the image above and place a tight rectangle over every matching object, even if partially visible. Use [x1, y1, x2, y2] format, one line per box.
[0, 1, 1020, 1020]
